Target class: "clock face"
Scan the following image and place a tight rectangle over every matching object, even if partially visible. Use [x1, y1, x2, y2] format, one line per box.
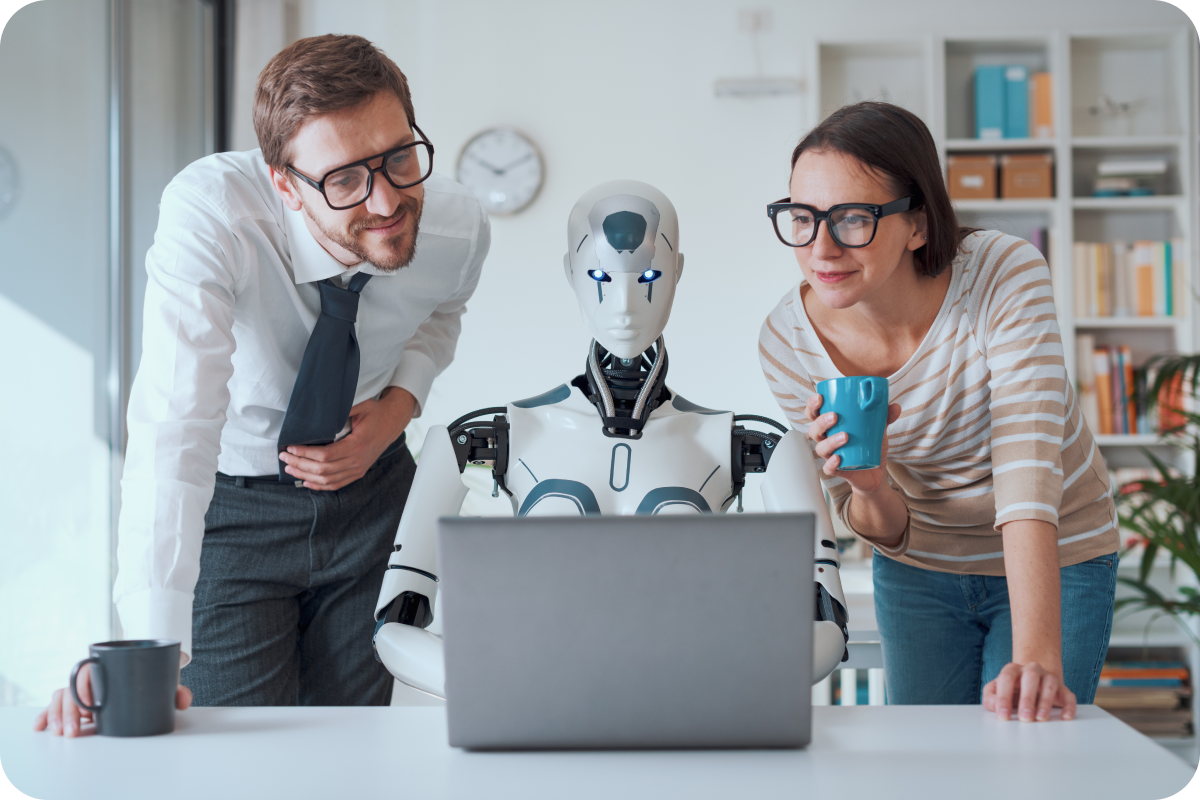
[455, 128, 544, 215]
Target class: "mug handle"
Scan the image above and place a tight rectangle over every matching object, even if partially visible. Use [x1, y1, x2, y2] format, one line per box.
[859, 380, 881, 410]
[70, 657, 102, 712]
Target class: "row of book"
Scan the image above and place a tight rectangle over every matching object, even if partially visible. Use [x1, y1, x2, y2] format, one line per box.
[1072, 239, 1185, 318]
[1094, 657, 1192, 738]
[974, 66, 1052, 140]
[1075, 336, 1188, 436]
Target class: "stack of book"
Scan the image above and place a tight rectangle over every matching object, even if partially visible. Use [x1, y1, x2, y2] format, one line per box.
[1093, 158, 1168, 197]
[1072, 239, 1185, 318]
[974, 66, 1052, 139]
[1074, 335, 1187, 436]
[1095, 659, 1193, 738]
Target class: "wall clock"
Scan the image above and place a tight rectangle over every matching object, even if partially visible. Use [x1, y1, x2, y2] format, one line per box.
[455, 127, 544, 215]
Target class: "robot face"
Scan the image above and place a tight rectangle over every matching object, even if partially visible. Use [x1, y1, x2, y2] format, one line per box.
[563, 181, 683, 359]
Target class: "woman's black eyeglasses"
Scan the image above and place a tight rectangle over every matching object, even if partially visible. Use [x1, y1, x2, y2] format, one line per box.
[287, 124, 435, 211]
[767, 196, 915, 248]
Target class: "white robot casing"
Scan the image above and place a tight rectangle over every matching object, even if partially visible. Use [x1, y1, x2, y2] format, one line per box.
[373, 181, 849, 698]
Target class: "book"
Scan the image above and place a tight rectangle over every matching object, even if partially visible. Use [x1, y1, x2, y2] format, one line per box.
[974, 66, 1006, 140]
[1113, 347, 1132, 434]
[1076, 334, 1100, 433]
[1104, 662, 1187, 670]
[1102, 668, 1190, 680]
[1004, 66, 1029, 138]
[1094, 686, 1189, 710]
[1029, 71, 1053, 138]
[1094, 349, 1114, 435]
[1073, 239, 1181, 318]
[1100, 678, 1184, 687]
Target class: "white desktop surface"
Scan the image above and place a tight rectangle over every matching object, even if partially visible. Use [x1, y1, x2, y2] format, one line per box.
[1, 705, 1195, 800]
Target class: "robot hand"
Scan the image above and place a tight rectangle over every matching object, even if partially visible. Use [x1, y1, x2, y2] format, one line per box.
[374, 623, 446, 698]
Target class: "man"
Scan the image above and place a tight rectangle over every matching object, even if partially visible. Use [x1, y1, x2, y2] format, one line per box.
[37, 33, 488, 733]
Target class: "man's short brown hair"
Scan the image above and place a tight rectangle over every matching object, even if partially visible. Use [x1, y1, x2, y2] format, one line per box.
[253, 34, 416, 171]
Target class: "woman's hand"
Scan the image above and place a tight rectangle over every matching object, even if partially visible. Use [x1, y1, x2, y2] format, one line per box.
[34, 661, 193, 737]
[983, 661, 1077, 722]
[805, 393, 901, 494]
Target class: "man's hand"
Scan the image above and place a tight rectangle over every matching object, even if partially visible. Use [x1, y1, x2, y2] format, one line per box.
[983, 661, 1077, 722]
[279, 386, 416, 491]
[34, 662, 193, 737]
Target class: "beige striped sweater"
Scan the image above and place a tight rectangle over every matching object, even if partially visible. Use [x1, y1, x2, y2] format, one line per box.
[759, 230, 1119, 575]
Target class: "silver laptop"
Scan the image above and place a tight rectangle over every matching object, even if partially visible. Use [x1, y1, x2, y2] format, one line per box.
[437, 513, 814, 750]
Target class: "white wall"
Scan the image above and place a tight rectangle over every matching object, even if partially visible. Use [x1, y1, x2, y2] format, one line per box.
[278, 0, 1194, 436]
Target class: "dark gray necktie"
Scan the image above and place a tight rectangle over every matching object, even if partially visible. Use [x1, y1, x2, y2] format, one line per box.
[277, 272, 372, 480]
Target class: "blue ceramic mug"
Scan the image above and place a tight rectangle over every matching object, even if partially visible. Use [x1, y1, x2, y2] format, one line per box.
[815, 376, 889, 470]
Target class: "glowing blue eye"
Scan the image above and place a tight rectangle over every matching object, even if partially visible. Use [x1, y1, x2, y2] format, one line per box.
[637, 269, 662, 284]
[589, 269, 611, 282]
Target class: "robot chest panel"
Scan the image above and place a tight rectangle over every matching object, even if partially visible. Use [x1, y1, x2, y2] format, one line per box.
[505, 404, 734, 516]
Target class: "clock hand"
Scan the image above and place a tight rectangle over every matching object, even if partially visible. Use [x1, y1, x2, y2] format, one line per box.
[495, 153, 535, 175]
[469, 153, 504, 175]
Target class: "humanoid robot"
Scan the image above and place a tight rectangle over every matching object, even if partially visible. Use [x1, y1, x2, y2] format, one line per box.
[371, 180, 849, 697]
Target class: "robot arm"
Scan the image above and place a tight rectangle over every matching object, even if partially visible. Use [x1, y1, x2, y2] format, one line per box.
[756, 429, 850, 684]
[371, 424, 467, 697]
[372, 410, 512, 698]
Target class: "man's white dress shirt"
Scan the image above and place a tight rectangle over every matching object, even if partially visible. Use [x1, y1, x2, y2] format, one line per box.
[113, 150, 489, 660]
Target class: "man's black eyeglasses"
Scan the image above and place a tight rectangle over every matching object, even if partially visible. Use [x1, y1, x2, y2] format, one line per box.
[767, 196, 915, 248]
[287, 124, 435, 211]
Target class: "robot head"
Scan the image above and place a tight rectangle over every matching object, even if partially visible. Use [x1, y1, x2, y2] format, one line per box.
[563, 180, 684, 359]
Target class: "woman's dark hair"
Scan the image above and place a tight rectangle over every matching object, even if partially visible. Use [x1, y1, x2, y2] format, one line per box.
[790, 101, 974, 278]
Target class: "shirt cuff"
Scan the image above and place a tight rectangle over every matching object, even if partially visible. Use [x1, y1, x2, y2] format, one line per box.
[116, 588, 194, 666]
[389, 350, 438, 417]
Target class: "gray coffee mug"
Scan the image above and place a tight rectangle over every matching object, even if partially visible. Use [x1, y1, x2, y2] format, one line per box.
[69, 639, 180, 737]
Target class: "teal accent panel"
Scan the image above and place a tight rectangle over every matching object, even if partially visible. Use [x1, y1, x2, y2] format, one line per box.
[512, 384, 571, 409]
[671, 395, 727, 415]
[609, 443, 631, 492]
[518, 480, 602, 517]
[635, 487, 712, 515]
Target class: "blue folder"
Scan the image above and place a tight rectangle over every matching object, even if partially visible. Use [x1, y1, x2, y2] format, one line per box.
[1004, 66, 1029, 138]
[975, 66, 1005, 140]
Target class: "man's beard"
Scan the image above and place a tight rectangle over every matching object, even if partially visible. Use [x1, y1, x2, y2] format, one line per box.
[309, 193, 424, 272]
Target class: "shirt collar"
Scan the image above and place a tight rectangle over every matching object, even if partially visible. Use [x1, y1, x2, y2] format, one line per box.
[283, 203, 393, 285]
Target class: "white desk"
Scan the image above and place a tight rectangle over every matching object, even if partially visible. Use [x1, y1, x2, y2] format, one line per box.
[1, 705, 1194, 800]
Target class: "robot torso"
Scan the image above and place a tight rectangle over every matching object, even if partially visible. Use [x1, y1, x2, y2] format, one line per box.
[505, 383, 734, 516]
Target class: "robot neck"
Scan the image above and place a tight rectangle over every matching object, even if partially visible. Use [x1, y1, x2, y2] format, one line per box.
[573, 337, 670, 440]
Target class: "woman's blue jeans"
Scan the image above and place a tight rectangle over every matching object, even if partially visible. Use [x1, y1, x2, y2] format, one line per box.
[872, 552, 1118, 705]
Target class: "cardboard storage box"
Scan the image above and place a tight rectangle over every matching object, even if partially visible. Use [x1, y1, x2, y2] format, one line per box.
[947, 155, 997, 199]
[1001, 154, 1053, 198]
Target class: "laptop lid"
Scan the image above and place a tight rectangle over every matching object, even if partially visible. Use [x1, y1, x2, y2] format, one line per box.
[437, 513, 814, 750]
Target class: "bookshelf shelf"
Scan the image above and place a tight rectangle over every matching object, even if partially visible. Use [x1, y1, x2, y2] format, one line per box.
[944, 137, 1056, 151]
[1072, 195, 1188, 211]
[1075, 317, 1188, 329]
[952, 198, 1057, 213]
[1072, 135, 1187, 149]
[1094, 434, 1164, 447]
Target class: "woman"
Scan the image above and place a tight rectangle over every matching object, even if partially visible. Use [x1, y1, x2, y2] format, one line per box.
[759, 102, 1118, 722]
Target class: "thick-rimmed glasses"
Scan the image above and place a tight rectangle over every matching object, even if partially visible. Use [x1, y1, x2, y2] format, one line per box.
[287, 125, 435, 210]
[767, 196, 915, 248]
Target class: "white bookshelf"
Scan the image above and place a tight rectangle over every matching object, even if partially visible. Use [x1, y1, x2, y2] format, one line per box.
[813, 25, 1200, 764]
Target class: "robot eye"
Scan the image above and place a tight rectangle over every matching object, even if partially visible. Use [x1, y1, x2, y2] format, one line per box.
[589, 269, 612, 283]
[637, 269, 662, 284]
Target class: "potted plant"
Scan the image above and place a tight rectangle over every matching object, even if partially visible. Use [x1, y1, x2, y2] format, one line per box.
[1114, 354, 1200, 646]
